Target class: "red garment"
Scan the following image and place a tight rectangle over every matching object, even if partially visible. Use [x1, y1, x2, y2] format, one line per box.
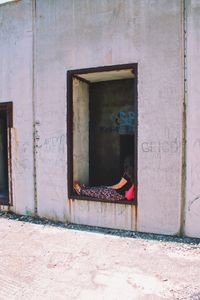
[125, 184, 135, 200]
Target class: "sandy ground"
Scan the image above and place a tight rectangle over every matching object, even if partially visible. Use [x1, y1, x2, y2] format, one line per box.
[0, 214, 200, 300]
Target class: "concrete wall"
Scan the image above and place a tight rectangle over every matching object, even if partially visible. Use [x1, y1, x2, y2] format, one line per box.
[73, 78, 89, 185]
[0, 0, 34, 215]
[137, 2, 183, 235]
[69, 199, 137, 231]
[2, 0, 199, 237]
[34, 0, 184, 234]
[185, 0, 200, 238]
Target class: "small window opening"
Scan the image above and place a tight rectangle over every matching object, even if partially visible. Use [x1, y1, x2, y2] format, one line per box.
[67, 64, 137, 204]
[0, 102, 13, 205]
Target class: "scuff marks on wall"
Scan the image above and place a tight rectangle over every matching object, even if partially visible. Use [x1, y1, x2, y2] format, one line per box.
[12, 128, 31, 179]
[188, 195, 200, 212]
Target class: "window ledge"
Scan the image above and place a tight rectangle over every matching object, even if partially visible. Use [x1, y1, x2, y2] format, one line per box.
[68, 194, 137, 205]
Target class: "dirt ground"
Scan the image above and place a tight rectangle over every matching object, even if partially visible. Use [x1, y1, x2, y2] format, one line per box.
[0, 212, 200, 300]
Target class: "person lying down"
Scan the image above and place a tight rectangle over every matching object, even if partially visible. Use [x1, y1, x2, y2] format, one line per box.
[73, 156, 135, 201]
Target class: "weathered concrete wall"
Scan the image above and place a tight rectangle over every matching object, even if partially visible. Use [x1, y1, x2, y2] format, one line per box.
[69, 199, 137, 231]
[136, 1, 183, 235]
[34, 0, 183, 234]
[73, 78, 89, 185]
[0, 0, 34, 215]
[0, 0, 187, 235]
[185, 0, 200, 238]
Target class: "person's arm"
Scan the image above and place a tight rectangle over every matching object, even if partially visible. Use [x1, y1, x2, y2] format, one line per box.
[111, 177, 127, 190]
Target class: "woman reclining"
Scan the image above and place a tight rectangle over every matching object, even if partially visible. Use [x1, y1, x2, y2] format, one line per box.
[73, 156, 135, 201]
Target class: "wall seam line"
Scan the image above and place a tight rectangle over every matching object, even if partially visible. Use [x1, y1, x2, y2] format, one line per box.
[180, 0, 187, 236]
[32, 0, 37, 216]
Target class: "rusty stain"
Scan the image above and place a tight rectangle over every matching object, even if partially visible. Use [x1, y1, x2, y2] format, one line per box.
[179, 0, 187, 236]
[68, 198, 76, 222]
[135, 203, 138, 231]
[8, 128, 13, 206]
[130, 203, 137, 231]
[12, 128, 19, 158]
[0, 204, 10, 213]
[68, 198, 72, 220]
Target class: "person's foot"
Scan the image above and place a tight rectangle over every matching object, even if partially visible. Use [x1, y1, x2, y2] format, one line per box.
[73, 181, 81, 195]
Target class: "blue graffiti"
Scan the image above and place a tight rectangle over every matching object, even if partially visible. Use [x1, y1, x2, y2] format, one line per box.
[99, 111, 135, 134]
[117, 111, 135, 126]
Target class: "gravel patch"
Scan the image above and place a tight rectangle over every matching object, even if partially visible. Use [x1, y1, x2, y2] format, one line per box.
[0, 211, 199, 246]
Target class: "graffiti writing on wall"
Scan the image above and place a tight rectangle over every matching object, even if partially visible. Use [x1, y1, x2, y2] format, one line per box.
[141, 138, 180, 154]
[43, 135, 65, 153]
[141, 127, 181, 155]
[37, 134, 65, 154]
[99, 111, 135, 134]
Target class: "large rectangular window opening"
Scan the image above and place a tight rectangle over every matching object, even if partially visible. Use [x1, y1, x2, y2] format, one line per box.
[0, 102, 13, 205]
[67, 64, 137, 204]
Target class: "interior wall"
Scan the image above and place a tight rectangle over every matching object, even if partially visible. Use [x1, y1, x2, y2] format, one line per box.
[73, 78, 89, 185]
[89, 79, 134, 186]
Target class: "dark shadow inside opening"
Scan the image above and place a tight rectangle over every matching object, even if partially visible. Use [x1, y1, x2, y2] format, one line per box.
[89, 79, 135, 187]
[0, 110, 8, 199]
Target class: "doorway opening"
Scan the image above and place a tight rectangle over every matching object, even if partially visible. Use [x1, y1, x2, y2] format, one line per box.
[0, 102, 13, 205]
[67, 64, 137, 204]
